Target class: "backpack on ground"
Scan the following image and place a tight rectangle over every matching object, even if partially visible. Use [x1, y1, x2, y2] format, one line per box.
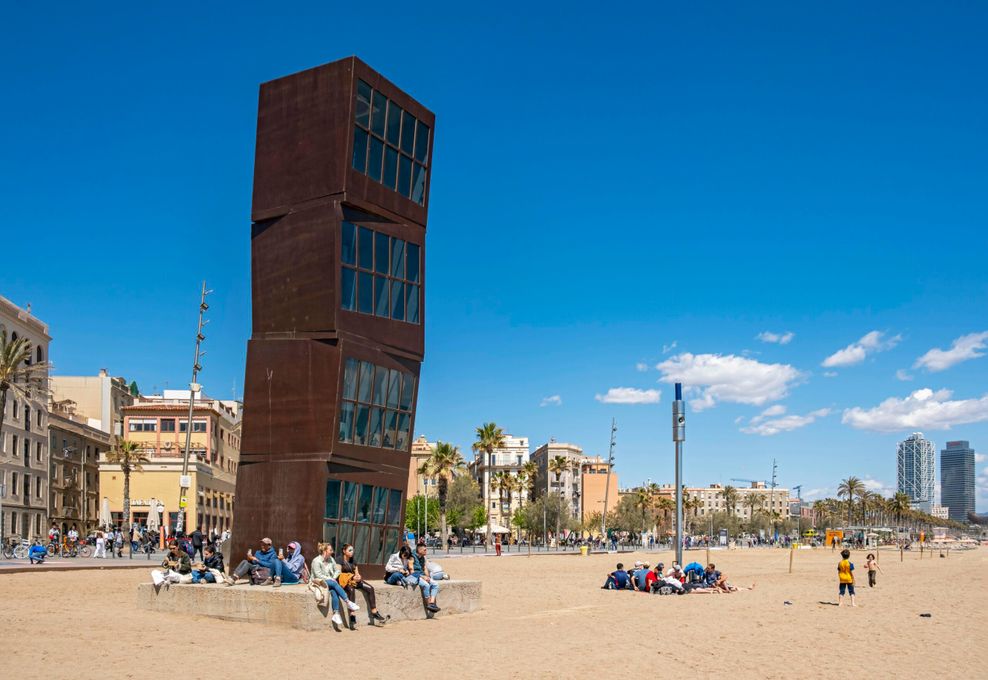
[250, 567, 272, 585]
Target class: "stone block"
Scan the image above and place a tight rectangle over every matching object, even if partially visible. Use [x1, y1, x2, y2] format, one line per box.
[136, 579, 481, 631]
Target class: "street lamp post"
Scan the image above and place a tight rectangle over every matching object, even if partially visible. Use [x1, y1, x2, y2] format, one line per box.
[672, 383, 686, 566]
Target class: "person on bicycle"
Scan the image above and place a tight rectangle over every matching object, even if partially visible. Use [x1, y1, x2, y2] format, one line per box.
[48, 524, 60, 547]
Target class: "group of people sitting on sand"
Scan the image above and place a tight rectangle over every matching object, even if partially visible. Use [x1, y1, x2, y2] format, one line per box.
[150, 535, 447, 630]
[601, 560, 751, 594]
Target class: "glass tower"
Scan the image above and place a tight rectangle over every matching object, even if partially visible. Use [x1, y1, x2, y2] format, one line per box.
[897, 432, 935, 511]
[940, 440, 975, 522]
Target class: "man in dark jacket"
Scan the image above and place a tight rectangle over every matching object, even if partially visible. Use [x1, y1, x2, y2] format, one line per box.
[190, 526, 205, 561]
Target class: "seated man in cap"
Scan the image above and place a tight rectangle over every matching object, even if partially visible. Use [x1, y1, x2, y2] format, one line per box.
[225, 537, 281, 586]
[632, 562, 652, 592]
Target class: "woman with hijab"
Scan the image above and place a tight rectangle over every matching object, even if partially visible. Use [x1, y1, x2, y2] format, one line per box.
[273, 540, 305, 587]
[339, 543, 387, 628]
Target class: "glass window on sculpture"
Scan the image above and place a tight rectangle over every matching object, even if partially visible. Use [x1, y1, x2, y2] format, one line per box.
[352, 80, 429, 205]
[340, 222, 421, 325]
[338, 357, 416, 450]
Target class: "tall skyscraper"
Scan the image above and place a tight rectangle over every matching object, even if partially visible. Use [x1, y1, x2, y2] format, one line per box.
[897, 432, 935, 511]
[940, 440, 975, 522]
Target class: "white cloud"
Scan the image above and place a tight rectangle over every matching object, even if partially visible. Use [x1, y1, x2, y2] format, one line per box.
[595, 387, 661, 405]
[975, 453, 986, 464]
[860, 477, 894, 496]
[656, 353, 802, 411]
[741, 408, 831, 436]
[914, 331, 988, 372]
[635, 362, 649, 372]
[757, 331, 794, 345]
[896, 369, 914, 381]
[822, 331, 901, 368]
[803, 487, 833, 501]
[662, 341, 678, 355]
[842, 387, 988, 432]
[823, 371, 838, 378]
[540, 395, 562, 407]
[750, 404, 787, 424]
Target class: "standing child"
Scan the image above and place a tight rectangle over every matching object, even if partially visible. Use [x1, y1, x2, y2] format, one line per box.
[865, 553, 882, 587]
[837, 549, 856, 606]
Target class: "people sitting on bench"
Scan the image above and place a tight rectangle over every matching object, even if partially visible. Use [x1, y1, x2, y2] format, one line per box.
[340, 544, 388, 627]
[151, 541, 192, 586]
[407, 543, 441, 613]
[273, 540, 305, 587]
[310, 542, 360, 627]
[385, 545, 413, 586]
[225, 537, 279, 586]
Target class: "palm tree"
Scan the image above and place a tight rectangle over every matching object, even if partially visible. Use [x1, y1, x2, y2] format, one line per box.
[0, 329, 48, 468]
[631, 487, 653, 537]
[743, 493, 764, 524]
[423, 441, 465, 545]
[490, 470, 514, 532]
[548, 456, 569, 543]
[720, 485, 739, 517]
[472, 423, 506, 547]
[654, 496, 674, 535]
[888, 492, 911, 542]
[521, 460, 539, 502]
[104, 438, 150, 553]
[837, 477, 865, 526]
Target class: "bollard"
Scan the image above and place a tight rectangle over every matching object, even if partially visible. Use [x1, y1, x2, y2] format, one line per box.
[900, 546, 903, 562]
[788, 546, 794, 573]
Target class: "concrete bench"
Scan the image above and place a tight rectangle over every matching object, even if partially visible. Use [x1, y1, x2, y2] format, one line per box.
[136, 579, 481, 631]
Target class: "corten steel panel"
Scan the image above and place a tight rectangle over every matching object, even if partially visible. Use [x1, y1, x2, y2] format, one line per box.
[252, 56, 435, 228]
[251, 202, 425, 358]
[234, 57, 433, 575]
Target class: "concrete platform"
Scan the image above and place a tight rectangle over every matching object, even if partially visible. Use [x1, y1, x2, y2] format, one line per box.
[136, 579, 481, 631]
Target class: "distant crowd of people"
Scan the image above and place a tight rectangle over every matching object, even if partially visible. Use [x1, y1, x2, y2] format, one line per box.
[150, 532, 448, 630]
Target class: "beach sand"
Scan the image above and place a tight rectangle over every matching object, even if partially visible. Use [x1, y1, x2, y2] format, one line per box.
[1, 546, 985, 678]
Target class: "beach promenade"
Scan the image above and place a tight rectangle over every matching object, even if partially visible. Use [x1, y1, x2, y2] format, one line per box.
[1, 546, 984, 678]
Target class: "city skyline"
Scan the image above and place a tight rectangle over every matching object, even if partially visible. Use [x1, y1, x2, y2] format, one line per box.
[2, 4, 987, 511]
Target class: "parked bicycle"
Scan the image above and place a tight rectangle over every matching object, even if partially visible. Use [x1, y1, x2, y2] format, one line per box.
[2, 537, 31, 560]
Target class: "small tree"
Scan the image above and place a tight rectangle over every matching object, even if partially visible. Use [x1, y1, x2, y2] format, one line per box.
[422, 441, 465, 545]
[472, 422, 505, 547]
[104, 438, 150, 553]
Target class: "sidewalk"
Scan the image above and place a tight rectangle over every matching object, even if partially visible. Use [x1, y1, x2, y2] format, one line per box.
[0, 553, 159, 574]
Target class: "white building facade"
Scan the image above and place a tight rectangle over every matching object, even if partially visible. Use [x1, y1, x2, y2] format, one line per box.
[0, 295, 51, 542]
[469, 434, 529, 529]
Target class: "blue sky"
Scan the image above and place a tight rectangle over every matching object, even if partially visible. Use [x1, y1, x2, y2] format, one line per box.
[3, 2, 986, 509]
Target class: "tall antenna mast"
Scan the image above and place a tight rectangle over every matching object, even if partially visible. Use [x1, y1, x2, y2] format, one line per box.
[175, 281, 211, 535]
[601, 418, 617, 538]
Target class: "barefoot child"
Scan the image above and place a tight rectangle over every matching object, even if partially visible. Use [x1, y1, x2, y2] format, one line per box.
[837, 549, 856, 606]
[865, 553, 882, 587]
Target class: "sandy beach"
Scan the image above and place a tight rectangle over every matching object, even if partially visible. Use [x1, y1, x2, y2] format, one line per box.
[2, 546, 986, 679]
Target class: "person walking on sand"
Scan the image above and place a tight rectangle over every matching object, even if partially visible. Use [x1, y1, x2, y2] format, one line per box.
[837, 549, 856, 607]
[865, 553, 882, 587]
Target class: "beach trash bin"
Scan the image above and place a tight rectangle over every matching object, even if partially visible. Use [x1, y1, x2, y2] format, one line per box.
[580, 545, 589, 557]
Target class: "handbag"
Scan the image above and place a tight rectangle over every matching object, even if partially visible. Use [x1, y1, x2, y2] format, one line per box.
[338, 572, 354, 589]
[250, 567, 272, 585]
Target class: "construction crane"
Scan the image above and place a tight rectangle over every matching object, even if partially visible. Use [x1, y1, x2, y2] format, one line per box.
[792, 484, 803, 501]
[730, 478, 768, 487]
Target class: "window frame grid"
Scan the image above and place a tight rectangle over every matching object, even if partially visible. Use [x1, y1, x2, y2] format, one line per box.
[353, 79, 429, 205]
[339, 221, 422, 325]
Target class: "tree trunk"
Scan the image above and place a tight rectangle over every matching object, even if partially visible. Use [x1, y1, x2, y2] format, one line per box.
[122, 465, 131, 556]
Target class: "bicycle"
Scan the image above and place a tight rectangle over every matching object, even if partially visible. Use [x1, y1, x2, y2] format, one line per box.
[2, 537, 31, 559]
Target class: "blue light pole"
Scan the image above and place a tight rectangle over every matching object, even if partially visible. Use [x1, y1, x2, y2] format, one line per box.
[672, 383, 686, 565]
